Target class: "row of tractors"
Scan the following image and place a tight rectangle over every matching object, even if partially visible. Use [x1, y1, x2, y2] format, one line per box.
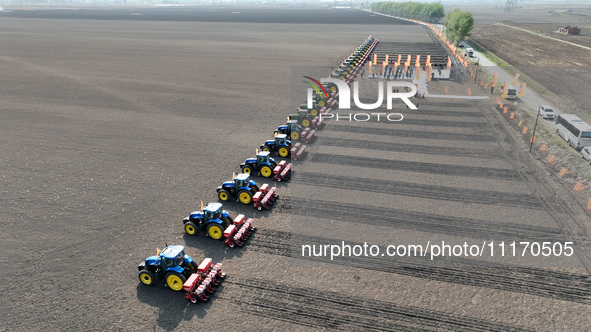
[136, 36, 379, 303]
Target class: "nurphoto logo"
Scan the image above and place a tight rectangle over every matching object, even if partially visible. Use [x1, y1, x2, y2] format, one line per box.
[304, 77, 417, 110]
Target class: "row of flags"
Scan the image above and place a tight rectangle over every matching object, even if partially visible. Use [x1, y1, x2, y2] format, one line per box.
[369, 54, 434, 67]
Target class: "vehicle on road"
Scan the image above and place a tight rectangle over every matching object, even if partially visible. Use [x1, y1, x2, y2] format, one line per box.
[466, 47, 474, 57]
[581, 146, 591, 164]
[538, 105, 556, 120]
[555, 114, 591, 150]
[505, 85, 517, 100]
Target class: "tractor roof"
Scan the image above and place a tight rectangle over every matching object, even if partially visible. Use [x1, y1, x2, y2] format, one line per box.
[276, 134, 287, 139]
[159, 245, 184, 259]
[287, 120, 298, 125]
[235, 173, 250, 181]
[204, 202, 223, 213]
[256, 151, 271, 158]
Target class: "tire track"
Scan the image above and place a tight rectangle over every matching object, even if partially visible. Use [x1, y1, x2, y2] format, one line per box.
[318, 137, 501, 159]
[289, 198, 565, 243]
[222, 277, 528, 331]
[294, 172, 543, 209]
[324, 124, 495, 142]
[309, 153, 519, 180]
[478, 92, 591, 273]
[247, 229, 591, 305]
[339, 110, 487, 128]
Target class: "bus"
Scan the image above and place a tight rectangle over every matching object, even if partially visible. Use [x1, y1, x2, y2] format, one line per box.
[555, 114, 591, 150]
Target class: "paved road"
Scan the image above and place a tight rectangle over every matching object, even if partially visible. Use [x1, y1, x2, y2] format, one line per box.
[463, 43, 548, 112]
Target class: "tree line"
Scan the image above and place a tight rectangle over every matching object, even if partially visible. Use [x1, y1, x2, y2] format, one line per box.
[371, 2, 473, 42]
[371, 2, 445, 22]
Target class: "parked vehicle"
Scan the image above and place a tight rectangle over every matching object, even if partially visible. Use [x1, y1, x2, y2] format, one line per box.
[505, 85, 517, 100]
[581, 146, 591, 164]
[538, 105, 556, 120]
[555, 114, 591, 150]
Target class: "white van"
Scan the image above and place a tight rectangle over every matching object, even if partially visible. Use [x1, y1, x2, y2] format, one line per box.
[466, 48, 474, 57]
[506, 85, 517, 100]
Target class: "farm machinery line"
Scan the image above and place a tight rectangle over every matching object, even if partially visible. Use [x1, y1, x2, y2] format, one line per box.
[135, 36, 378, 304]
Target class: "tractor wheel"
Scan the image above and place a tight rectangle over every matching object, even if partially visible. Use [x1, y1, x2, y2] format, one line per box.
[222, 216, 232, 228]
[261, 146, 271, 152]
[165, 272, 186, 291]
[218, 189, 230, 201]
[184, 222, 197, 236]
[278, 147, 289, 158]
[185, 261, 197, 274]
[207, 223, 224, 240]
[300, 118, 311, 128]
[310, 108, 319, 117]
[330, 85, 337, 92]
[291, 131, 300, 141]
[138, 270, 155, 286]
[242, 165, 253, 174]
[260, 166, 272, 178]
[238, 190, 253, 205]
[317, 99, 325, 108]
[250, 184, 259, 193]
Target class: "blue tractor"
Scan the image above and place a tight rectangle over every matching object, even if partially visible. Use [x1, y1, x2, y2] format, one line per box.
[183, 202, 233, 240]
[240, 151, 278, 178]
[275, 120, 303, 141]
[216, 173, 259, 205]
[137, 245, 197, 291]
[260, 134, 292, 158]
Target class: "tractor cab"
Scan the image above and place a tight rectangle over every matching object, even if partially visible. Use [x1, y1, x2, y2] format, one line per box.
[286, 120, 300, 131]
[275, 134, 290, 147]
[203, 203, 224, 223]
[287, 111, 312, 128]
[256, 151, 272, 166]
[156, 245, 188, 271]
[234, 173, 252, 190]
[297, 108, 309, 117]
[322, 82, 337, 93]
[299, 104, 319, 116]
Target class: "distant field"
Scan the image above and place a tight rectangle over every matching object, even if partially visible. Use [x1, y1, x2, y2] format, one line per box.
[471, 23, 591, 122]
[0, 5, 414, 24]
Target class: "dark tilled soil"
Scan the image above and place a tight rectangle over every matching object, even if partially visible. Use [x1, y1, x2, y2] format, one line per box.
[1, 7, 590, 331]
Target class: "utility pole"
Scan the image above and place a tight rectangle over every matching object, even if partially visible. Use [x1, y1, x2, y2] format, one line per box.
[473, 57, 480, 83]
[530, 108, 540, 153]
[504, 0, 517, 12]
